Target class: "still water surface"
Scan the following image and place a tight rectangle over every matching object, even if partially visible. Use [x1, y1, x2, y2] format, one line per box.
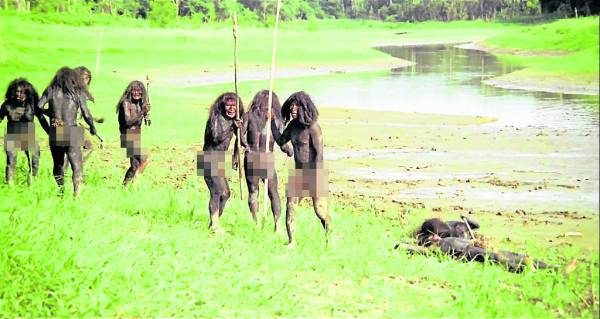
[289, 44, 598, 129]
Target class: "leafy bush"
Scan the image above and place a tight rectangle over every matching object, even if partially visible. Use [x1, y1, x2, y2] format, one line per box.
[148, 0, 178, 27]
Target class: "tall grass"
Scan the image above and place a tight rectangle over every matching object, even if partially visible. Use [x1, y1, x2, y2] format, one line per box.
[1, 176, 597, 316]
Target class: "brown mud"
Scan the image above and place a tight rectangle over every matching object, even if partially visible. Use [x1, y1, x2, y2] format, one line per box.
[319, 108, 599, 252]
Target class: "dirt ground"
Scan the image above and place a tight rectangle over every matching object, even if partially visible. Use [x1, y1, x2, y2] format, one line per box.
[318, 108, 599, 252]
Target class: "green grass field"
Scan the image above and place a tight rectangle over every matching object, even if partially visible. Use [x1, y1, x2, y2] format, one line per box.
[0, 12, 598, 317]
[484, 16, 599, 85]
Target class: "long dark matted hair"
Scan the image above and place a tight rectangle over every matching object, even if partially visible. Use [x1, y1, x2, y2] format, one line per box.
[74, 66, 94, 102]
[115, 80, 148, 113]
[282, 91, 318, 126]
[415, 218, 452, 246]
[4, 78, 39, 107]
[249, 90, 282, 126]
[207, 92, 244, 123]
[43, 67, 90, 103]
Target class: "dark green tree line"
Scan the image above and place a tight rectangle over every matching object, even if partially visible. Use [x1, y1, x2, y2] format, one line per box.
[2, 0, 597, 23]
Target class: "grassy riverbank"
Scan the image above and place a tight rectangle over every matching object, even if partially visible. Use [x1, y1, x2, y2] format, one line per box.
[483, 16, 599, 94]
[0, 12, 598, 317]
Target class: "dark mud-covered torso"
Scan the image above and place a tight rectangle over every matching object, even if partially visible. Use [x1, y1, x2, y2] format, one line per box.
[119, 101, 145, 133]
[0, 101, 35, 124]
[286, 121, 322, 169]
[1, 100, 36, 151]
[203, 114, 236, 152]
[41, 91, 87, 127]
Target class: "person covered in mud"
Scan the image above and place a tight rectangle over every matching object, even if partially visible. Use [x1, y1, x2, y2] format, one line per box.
[404, 217, 553, 273]
[199, 92, 244, 231]
[0, 78, 42, 185]
[116, 80, 151, 186]
[37, 67, 97, 197]
[270, 91, 330, 244]
[63, 66, 102, 171]
[241, 90, 293, 230]
[416, 216, 480, 246]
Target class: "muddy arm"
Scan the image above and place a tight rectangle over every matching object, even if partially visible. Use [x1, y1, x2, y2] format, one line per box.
[121, 101, 145, 127]
[0, 102, 6, 123]
[309, 122, 324, 163]
[35, 92, 50, 134]
[271, 120, 291, 147]
[79, 95, 96, 135]
[271, 114, 293, 156]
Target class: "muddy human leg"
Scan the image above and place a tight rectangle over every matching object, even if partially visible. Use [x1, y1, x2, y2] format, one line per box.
[286, 196, 299, 244]
[25, 150, 33, 185]
[244, 156, 261, 223]
[30, 144, 40, 177]
[267, 172, 282, 232]
[50, 146, 66, 195]
[312, 196, 331, 233]
[219, 178, 231, 217]
[123, 155, 141, 186]
[5, 150, 17, 185]
[206, 176, 226, 230]
[246, 176, 260, 224]
[63, 154, 70, 173]
[67, 146, 84, 198]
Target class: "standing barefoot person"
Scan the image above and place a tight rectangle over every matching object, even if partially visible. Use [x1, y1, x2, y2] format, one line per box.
[63, 66, 98, 171]
[0, 78, 41, 185]
[199, 92, 244, 231]
[37, 67, 97, 197]
[241, 90, 293, 229]
[116, 80, 150, 186]
[271, 91, 330, 244]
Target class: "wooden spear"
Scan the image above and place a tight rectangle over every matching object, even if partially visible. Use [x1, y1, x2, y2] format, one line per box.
[263, 0, 283, 221]
[145, 74, 151, 126]
[232, 12, 244, 200]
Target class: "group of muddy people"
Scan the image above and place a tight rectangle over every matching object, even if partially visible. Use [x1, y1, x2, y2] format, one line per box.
[1, 66, 328, 245]
[0, 67, 151, 195]
[199, 89, 329, 244]
[2, 67, 552, 269]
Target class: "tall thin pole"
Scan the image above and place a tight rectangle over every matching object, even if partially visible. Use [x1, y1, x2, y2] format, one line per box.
[263, 0, 283, 221]
[233, 12, 244, 200]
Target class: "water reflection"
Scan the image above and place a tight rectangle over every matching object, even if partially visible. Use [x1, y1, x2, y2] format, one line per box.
[287, 44, 598, 129]
[378, 44, 521, 77]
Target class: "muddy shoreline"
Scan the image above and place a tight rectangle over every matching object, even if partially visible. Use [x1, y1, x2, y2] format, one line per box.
[320, 108, 599, 251]
[455, 42, 600, 96]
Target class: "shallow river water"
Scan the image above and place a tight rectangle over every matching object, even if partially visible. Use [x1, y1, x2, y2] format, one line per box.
[311, 44, 599, 213]
[298, 44, 599, 130]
